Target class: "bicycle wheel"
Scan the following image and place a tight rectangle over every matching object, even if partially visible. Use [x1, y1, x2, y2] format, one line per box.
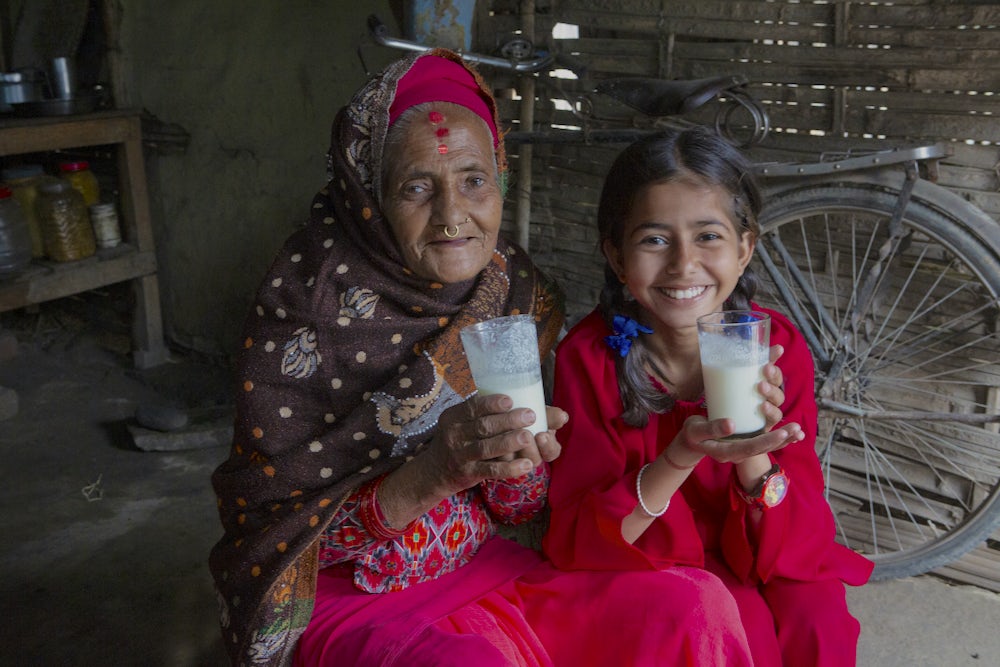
[753, 172, 1000, 580]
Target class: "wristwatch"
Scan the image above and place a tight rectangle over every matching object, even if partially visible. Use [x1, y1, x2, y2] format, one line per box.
[737, 463, 789, 511]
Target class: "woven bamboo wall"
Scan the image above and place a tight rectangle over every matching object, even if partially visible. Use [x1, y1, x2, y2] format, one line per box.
[476, 0, 1000, 590]
[480, 0, 1000, 323]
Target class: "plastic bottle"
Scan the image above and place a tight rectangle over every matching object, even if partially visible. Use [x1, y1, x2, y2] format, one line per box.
[0, 186, 32, 279]
[2, 164, 47, 258]
[58, 160, 100, 207]
[36, 179, 95, 261]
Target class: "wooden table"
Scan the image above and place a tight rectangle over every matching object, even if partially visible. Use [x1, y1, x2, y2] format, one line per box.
[0, 110, 168, 368]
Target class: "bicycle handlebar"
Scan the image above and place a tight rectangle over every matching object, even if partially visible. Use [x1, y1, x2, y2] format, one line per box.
[367, 15, 555, 73]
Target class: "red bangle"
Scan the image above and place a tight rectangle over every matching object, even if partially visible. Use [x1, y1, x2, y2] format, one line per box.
[359, 474, 409, 541]
[662, 450, 698, 471]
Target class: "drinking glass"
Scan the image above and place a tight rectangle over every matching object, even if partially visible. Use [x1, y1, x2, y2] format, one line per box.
[460, 315, 548, 435]
[697, 310, 771, 438]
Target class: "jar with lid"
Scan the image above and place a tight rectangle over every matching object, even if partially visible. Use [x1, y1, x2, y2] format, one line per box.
[2, 163, 47, 258]
[36, 179, 95, 262]
[0, 186, 32, 279]
[58, 160, 100, 207]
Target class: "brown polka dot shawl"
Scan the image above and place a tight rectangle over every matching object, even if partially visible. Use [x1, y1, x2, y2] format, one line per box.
[209, 50, 565, 667]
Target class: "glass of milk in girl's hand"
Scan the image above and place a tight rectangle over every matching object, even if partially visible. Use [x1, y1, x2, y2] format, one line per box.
[697, 310, 771, 439]
[460, 315, 548, 435]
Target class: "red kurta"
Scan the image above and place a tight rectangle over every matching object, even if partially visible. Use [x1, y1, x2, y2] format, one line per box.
[544, 307, 874, 665]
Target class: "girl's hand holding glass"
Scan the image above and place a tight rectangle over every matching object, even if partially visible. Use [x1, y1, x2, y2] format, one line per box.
[665, 344, 804, 467]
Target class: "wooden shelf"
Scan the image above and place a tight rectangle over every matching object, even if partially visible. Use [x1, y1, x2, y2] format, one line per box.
[0, 110, 168, 368]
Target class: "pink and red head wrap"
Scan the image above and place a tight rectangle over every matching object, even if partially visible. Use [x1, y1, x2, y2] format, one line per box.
[388, 54, 499, 148]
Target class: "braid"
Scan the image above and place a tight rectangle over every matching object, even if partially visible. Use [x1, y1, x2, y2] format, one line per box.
[724, 193, 760, 310]
[599, 270, 673, 428]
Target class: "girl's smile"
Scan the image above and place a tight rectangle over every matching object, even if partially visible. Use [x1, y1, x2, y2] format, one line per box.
[606, 178, 754, 333]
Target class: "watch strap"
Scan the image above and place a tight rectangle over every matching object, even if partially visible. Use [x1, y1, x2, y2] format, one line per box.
[736, 463, 787, 510]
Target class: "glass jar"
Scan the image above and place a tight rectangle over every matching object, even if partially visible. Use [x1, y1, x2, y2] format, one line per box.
[89, 202, 121, 248]
[2, 163, 47, 258]
[58, 160, 100, 207]
[36, 179, 95, 262]
[0, 185, 32, 279]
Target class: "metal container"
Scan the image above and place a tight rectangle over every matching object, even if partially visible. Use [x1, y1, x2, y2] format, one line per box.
[50, 57, 76, 100]
[0, 70, 45, 112]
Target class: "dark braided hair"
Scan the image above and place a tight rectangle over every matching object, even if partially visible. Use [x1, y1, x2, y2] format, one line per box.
[597, 126, 762, 427]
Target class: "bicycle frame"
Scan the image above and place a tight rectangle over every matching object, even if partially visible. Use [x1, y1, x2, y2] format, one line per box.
[755, 146, 948, 372]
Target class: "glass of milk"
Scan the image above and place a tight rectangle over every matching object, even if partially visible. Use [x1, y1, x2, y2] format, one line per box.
[460, 315, 548, 435]
[696, 310, 771, 438]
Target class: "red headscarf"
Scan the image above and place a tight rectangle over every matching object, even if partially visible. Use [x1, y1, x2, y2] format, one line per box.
[388, 54, 500, 148]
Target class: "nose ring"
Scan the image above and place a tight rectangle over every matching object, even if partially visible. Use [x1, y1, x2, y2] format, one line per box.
[444, 216, 472, 238]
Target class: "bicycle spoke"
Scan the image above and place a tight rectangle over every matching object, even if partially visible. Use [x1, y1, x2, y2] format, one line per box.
[755, 233, 831, 364]
[758, 180, 1000, 577]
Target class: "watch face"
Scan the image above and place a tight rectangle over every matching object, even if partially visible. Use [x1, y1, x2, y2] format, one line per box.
[763, 472, 789, 507]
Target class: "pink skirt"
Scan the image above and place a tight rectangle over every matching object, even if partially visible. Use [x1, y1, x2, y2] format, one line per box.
[295, 537, 752, 667]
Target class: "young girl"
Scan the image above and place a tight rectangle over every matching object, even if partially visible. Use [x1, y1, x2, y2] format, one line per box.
[543, 126, 874, 666]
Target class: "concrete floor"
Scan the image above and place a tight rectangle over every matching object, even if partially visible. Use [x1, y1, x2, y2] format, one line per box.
[3, 294, 1000, 667]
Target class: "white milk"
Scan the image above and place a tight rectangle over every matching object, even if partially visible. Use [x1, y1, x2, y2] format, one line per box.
[702, 361, 766, 435]
[475, 371, 548, 435]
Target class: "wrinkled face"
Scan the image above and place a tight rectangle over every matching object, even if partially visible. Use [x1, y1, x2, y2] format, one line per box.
[604, 179, 754, 333]
[381, 102, 503, 284]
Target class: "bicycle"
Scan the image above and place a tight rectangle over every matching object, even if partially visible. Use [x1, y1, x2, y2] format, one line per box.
[368, 17, 1000, 582]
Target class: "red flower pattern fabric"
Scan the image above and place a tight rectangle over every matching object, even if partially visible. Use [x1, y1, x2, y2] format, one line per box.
[318, 466, 549, 593]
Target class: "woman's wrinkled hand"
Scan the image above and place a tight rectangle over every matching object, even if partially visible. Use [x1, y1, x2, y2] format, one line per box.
[421, 394, 567, 497]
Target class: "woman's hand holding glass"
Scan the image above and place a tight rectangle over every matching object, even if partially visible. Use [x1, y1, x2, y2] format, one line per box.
[418, 393, 567, 496]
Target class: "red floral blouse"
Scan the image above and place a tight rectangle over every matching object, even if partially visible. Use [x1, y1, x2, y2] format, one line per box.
[319, 466, 549, 593]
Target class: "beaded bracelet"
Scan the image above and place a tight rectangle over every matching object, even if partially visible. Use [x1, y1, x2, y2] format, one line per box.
[359, 474, 410, 541]
[636, 463, 670, 518]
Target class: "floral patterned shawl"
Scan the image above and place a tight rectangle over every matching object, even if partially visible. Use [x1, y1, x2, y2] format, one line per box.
[209, 49, 565, 667]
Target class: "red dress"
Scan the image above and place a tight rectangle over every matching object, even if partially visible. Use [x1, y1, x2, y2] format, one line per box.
[544, 307, 874, 666]
[297, 462, 756, 666]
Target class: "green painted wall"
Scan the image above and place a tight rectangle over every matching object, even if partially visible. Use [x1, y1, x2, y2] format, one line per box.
[119, 2, 403, 357]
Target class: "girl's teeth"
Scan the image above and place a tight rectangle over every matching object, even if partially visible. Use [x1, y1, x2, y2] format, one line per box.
[665, 286, 705, 300]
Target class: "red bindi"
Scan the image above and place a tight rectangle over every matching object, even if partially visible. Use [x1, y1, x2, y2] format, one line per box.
[437, 144, 449, 154]
[435, 127, 449, 138]
[428, 111, 444, 124]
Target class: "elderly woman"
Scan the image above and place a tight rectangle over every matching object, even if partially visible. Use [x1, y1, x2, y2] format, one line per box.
[210, 50, 754, 667]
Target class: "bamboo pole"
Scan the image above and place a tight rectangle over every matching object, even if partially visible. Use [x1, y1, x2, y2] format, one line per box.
[514, 0, 535, 251]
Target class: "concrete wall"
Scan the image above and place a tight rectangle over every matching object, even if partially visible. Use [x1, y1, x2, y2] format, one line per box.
[118, 2, 402, 357]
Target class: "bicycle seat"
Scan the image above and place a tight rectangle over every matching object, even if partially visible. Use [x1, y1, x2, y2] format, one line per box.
[595, 75, 749, 117]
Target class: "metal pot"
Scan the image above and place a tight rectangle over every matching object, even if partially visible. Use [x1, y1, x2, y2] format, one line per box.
[1, 69, 46, 112]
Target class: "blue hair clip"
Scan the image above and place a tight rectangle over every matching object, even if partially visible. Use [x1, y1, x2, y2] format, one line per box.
[605, 314, 653, 358]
